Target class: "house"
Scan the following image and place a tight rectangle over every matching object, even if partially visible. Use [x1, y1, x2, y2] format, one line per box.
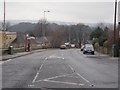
[0, 31, 17, 48]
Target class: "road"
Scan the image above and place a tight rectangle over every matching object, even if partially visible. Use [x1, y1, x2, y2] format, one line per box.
[2, 49, 118, 89]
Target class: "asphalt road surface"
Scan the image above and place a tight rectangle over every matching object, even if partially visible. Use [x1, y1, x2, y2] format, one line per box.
[2, 49, 118, 88]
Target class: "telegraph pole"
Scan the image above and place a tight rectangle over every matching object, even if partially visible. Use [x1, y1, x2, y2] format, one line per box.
[3, 0, 6, 49]
[114, 0, 117, 44]
[3, 0, 6, 31]
[113, 0, 119, 57]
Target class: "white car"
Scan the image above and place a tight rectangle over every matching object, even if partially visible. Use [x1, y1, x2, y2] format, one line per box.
[71, 44, 75, 48]
[60, 45, 67, 49]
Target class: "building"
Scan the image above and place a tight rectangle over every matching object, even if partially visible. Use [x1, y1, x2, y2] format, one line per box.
[0, 31, 17, 49]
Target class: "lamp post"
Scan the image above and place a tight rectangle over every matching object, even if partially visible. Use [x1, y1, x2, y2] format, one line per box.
[44, 10, 50, 20]
[43, 10, 50, 36]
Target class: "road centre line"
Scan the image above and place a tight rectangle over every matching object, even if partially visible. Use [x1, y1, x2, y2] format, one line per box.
[76, 73, 90, 83]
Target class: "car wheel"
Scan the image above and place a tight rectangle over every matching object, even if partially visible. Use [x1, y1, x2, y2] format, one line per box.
[92, 52, 94, 55]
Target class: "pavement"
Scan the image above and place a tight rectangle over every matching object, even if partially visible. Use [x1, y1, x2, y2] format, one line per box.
[2, 49, 118, 88]
[95, 51, 119, 60]
[0, 49, 47, 61]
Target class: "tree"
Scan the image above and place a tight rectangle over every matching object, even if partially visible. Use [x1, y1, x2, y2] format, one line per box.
[1, 22, 11, 31]
[90, 26, 107, 46]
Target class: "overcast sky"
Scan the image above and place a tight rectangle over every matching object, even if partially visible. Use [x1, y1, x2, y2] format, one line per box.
[0, 0, 119, 23]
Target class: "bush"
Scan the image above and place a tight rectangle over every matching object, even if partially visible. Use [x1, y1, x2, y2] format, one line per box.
[103, 40, 108, 48]
[94, 42, 99, 51]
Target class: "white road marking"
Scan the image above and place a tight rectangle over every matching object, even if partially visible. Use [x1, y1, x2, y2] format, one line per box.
[49, 55, 56, 58]
[43, 79, 84, 86]
[28, 84, 34, 87]
[76, 73, 90, 83]
[68, 64, 74, 72]
[67, 75, 78, 79]
[45, 57, 48, 60]
[32, 64, 44, 83]
[0, 62, 2, 64]
[48, 54, 65, 60]
[35, 73, 73, 83]
[32, 57, 47, 83]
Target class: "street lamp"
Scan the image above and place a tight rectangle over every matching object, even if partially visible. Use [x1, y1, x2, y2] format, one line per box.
[43, 10, 50, 36]
[44, 10, 50, 20]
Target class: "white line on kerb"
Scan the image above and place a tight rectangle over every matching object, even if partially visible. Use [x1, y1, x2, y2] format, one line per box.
[76, 73, 90, 83]
[0, 59, 13, 64]
[4, 59, 12, 63]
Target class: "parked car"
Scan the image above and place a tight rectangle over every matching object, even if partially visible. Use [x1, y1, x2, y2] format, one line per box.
[60, 45, 67, 49]
[83, 44, 95, 55]
[71, 44, 75, 48]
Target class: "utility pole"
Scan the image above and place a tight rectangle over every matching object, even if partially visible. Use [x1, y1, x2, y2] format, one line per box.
[69, 26, 71, 44]
[114, 0, 117, 44]
[3, 0, 6, 31]
[118, 1, 120, 57]
[118, 22, 120, 57]
[112, 0, 119, 57]
[3, 0, 6, 48]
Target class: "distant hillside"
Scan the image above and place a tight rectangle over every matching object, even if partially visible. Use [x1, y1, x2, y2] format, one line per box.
[9, 22, 36, 32]
[7, 21, 114, 33]
[8, 22, 67, 33]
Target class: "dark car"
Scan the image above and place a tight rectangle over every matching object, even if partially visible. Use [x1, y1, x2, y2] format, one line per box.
[83, 44, 95, 55]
